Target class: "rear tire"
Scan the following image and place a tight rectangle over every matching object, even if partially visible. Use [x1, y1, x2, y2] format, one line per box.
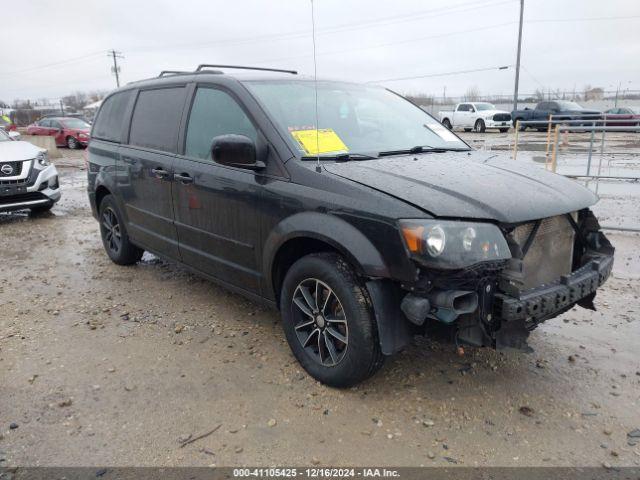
[474, 119, 486, 133]
[280, 253, 384, 388]
[442, 118, 452, 130]
[98, 195, 143, 265]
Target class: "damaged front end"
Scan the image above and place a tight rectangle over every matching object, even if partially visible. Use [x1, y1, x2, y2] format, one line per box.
[396, 209, 614, 353]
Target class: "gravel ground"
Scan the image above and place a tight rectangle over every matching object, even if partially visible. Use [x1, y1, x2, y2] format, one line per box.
[1, 144, 639, 468]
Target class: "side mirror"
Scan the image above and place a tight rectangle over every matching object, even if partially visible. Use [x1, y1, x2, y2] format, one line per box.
[210, 134, 265, 171]
[8, 131, 21, 141]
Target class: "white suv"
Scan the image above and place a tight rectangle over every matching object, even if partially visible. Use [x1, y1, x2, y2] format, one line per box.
[0, 129, 61, 213]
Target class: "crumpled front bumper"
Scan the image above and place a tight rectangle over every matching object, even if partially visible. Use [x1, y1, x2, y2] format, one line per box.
[494, 251, 613, 324]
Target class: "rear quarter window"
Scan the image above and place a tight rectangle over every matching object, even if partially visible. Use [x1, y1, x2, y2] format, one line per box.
[129, 87, 186, 153]
[92, 90, 134, 142]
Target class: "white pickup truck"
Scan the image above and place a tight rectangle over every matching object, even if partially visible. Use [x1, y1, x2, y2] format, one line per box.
[438, 102, 512, 133]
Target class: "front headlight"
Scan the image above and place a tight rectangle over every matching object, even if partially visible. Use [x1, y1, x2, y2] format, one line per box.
[36, 151, 50, 167]
[399, 219, 511, 269]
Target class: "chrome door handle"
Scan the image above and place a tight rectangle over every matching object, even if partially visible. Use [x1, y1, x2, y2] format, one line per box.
[174, 173, 193, 184]
[151, 168, 170, 178]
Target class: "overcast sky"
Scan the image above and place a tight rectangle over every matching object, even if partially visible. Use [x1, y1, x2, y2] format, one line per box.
[1, 0, 639, 102]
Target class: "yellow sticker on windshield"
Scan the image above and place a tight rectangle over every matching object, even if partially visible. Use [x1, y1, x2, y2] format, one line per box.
[291, 129, 348, 155]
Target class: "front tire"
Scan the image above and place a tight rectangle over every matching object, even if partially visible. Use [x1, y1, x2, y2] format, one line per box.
[474, 119, 486, 133]
[280, 253, 384, 388]
[442, 118, 452, 130]
[99, 195, 143, 265]
[67, 136, 79, 149]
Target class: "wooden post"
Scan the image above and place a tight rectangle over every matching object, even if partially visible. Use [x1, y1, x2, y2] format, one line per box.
[545, 114, 554, 161]
[550, 124, 560, 173]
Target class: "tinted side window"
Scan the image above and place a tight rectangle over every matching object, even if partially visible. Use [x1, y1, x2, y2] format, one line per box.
[185, 88, 257, 160]
[93, 90, 133, 142]
[129, 87, 186, 152]
[39, 119, 50, 127]
[457, 104, 468, 112]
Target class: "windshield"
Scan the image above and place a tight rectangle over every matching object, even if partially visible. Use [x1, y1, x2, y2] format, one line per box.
[0, 130, 10, 142]
[61, 118, 90, 129]
[244, 80, 468, 157]
[474, 103, 496, 111]
[556, 101, 583, 110]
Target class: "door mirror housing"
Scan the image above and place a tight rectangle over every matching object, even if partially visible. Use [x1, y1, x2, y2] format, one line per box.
[210, 134, 265, 171]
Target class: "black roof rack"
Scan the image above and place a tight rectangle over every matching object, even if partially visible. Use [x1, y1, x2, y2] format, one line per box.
[157, 69, 225, 78]
[158, 70, 190, 77]
[196, 64, 297, 75]
[129, 64, 297, 86]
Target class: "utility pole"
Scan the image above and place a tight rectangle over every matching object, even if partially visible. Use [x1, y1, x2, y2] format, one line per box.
[59, 99, 64, 115]
[109, 50, 124, 88]
[614, 81, 621, 107]
[512, 0, 524, 111]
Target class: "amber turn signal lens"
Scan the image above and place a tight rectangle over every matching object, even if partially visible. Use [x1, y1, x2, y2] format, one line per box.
[400, 225, 424, 254]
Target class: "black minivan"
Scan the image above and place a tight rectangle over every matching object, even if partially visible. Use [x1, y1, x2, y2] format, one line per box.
[87, 65, 613, 387]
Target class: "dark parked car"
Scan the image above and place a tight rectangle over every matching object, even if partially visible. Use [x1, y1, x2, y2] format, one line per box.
[511, 101, 601, 131]
[87, 65, 614, 387]
[26, 116, 90, 149]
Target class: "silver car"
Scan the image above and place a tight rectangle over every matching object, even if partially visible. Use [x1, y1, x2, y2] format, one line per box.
[0, 129, 61, 213]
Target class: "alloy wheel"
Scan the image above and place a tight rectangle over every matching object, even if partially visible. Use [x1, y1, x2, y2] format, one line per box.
[67, 137, 78, 149]
[291, 278, 348, 367]
[101, 207, 122, 254]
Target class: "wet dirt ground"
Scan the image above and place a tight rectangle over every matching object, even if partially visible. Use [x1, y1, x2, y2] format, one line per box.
[1, 143, 639, 468]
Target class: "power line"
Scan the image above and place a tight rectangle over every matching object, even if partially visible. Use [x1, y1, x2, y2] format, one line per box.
[245, 21, 517, 67]
[366, 65, 512, 84]
[527, 14, 640, 24]
[0, 51, 105, 78]
[125, 0, 515, 54]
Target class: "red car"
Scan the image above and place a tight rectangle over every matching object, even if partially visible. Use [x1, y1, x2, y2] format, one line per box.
[26, 116, 91, 149]
[604, 107, 640, 127]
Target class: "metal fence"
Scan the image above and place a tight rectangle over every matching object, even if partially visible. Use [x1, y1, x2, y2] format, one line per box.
[509, 116, 640, 232]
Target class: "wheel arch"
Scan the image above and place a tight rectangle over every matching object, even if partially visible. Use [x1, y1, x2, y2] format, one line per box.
[94, 184, 112, 212]
[263, 212, 390, 304]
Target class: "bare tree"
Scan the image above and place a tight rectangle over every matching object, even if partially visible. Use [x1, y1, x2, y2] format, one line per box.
[464, 86, 481, 102]
[62, 91, 89, 112]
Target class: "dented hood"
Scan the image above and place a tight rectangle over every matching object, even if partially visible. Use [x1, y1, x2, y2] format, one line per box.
[324, 151, 598, 224]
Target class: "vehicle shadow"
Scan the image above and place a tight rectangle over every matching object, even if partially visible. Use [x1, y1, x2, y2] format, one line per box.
[0, 209, 56, 225]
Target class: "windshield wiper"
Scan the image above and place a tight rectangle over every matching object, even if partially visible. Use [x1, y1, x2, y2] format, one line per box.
[378, 145, 469, 157]
[301, 152, 378, 162]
